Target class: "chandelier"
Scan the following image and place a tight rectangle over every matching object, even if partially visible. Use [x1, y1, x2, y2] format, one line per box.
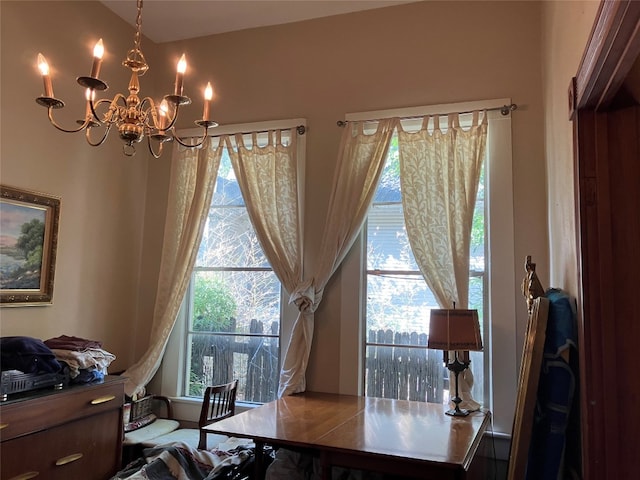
[35, 0, 216, 158]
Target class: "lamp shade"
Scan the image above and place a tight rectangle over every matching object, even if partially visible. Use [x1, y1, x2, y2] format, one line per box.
[427, 309, 483, 351]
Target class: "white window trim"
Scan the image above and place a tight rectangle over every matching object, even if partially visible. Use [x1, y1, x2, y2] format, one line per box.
[152, 118, 306, 421]
[338, 99, 517, 435]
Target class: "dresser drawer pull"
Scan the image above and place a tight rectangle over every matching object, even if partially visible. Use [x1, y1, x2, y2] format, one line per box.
[0, 422, 8, 430]
[8, 472, 39, 480]
[55, 453, 83, 466]
[90, 394, 116, 405]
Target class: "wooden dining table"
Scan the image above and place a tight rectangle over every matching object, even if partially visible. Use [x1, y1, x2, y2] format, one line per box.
[204, 391, 491, 479]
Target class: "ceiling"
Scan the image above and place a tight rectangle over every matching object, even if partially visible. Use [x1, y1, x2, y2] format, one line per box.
[100, 0, 420, 44]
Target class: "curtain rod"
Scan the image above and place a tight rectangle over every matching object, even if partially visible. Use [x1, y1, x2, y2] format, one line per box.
[336, 103, 517, 127]
[214, 125, 306, 138]
[179, 124, 306, 141]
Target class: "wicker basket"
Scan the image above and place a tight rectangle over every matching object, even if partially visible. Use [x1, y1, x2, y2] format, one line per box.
[129, 395, 154, 422]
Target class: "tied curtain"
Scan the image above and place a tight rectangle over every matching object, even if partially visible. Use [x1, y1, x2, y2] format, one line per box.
[279, 112, 487, 398]
[278, 119, 395, 396]
[123, 138, 224, 398]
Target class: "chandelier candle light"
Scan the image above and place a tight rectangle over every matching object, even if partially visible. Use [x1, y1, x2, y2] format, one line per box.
[427, 307, 483, 416]
[35, 0, 217, 158]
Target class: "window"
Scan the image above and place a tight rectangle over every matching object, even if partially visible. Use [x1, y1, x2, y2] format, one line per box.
[365, 134, 485, 404]
[184, 150, 281, 403]
[339, 99, 516, 433]
[165, 118, 305, 405]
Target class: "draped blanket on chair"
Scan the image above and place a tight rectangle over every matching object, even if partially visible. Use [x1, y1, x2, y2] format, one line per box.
[112, 440, 254, 480]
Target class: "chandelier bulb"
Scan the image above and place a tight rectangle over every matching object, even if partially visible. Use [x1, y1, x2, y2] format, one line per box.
[91, 39, 104, 78]
[174, 54, 187, 96]
[158, 99, 169, 131]
[177, 54, 187, 74]
[203, 82, 213, 121]
[37, 53, 54, 98]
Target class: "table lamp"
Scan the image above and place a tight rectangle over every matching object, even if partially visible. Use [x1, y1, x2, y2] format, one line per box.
[428, 308, 483, 416]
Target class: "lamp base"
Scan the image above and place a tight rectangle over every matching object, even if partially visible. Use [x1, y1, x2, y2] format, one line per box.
[445, 407, 470, 417]
[445, 354, 471, 417]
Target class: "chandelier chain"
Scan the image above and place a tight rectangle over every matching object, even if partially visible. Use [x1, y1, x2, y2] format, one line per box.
[134, 0, 143, 52]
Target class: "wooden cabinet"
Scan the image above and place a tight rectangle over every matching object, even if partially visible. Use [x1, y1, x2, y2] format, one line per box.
[0, 376, 124, 480]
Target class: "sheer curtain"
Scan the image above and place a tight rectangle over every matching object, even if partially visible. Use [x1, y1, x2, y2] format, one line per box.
[226, 130, 303, 296]
[398, 112, 487, 308]
[122, 139, 224, 397]
[279, 119, 395, 396]
[398, 111, 487, 408]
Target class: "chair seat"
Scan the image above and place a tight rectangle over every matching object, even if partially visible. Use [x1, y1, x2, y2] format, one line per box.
[123, 418, 180, 445]
[141, 428, 229, 450]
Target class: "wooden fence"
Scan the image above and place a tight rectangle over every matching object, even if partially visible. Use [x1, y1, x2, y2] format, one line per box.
[194, 318, 279, 403]
[366, 329, 447, 403]
[193, 325, 452, 405]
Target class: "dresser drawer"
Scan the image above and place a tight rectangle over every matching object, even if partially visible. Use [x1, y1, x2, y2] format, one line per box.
[1, 408, 122, 480]
[0, 380, 123, 441]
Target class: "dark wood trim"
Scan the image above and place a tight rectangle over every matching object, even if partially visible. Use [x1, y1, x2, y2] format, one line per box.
[574, 0, 640, 111]
[573, 110, 620, 480]
[572, 2, 640, 478]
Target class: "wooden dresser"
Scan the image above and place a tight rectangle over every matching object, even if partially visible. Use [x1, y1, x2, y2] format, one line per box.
[0, 375, 124, 480]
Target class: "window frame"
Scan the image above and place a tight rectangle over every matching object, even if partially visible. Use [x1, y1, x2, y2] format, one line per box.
[337, 99, 517, 434]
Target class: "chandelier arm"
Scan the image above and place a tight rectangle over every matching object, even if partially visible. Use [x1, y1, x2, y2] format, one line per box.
[90, 96, 127, 126]
[46, 108, 92, 134]
[171, 127, 208, 148]
[162, 102, 181, 131]
[147, 135, 165, 159]
[85, 122, 113, 147]
[140, 97, 157, 129]
[108, 93, 129, 108]
[90, 98, 116, 124]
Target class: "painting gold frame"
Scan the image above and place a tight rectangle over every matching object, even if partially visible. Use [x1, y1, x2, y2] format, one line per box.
[0, 185, 60, 306]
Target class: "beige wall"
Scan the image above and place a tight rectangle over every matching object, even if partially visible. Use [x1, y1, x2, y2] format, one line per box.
[2, 1, 550, 399]
[0, 1, 156, 373]
[540, 0, 600, 296]
[154, 0, 548, 394]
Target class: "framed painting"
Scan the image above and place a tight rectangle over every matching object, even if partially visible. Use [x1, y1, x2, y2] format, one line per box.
[0, 185, 60, 306]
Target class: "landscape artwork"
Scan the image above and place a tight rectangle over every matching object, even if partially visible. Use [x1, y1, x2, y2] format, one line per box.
[0, 185, 60, 306]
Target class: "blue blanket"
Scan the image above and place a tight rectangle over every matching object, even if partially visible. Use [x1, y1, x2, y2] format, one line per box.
[526, 289, 581, 480]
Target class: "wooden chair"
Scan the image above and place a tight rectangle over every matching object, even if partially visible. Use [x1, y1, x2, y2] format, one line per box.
[142, 379, 238, 450]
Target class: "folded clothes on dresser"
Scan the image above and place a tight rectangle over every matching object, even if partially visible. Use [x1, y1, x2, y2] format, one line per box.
[45, 334, 116, 383]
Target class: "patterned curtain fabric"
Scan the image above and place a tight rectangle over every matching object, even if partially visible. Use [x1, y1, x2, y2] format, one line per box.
[225, 130, 303, 296]
[278, 118, 395, 397]
[398, 112, 487, 309]
[122, 138, 224, 398]
[398, 111, 487, 410]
